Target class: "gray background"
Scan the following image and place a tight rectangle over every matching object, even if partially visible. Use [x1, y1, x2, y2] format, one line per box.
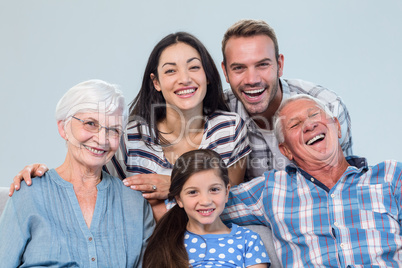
[1, 0, 401, 187]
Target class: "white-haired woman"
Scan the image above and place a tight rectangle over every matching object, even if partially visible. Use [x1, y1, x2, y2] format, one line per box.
[0, 80, 154, 267]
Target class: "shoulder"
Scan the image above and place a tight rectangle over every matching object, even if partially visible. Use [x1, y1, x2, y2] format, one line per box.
[103, 172, 145, 200]
[369, 160, 402, 175]
[223, 88, 240, 110]
[9, 169, 61, 212]
[284, 78, 341, 101]
[207, 110, 244, 128]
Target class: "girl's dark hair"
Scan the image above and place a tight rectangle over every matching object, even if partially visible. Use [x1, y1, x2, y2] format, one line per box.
[129, 32, 229, 146]
[143, 149, 229, 268]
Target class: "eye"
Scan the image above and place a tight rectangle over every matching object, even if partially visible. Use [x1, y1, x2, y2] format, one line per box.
[84, 120, 98, 129]
[189, 65, 201, 71]
[108, 127, 122, 136]
[257, 62, 270, 67]
[210, 187, 222, 193]
[187, 190, 197, 195]
[231, 65, 244, 72]
[290, 122, 300, 129]
[309, 112, 319, 118]
[164, 69, 175, 74]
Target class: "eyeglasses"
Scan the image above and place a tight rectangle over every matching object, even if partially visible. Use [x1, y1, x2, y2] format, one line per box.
[72, 116, 123, 138]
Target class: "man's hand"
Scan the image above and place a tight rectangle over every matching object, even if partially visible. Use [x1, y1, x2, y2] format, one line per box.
[9, 164, 49, 196]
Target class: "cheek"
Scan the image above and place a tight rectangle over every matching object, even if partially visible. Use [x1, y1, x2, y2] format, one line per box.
[109, 139, 120, 152]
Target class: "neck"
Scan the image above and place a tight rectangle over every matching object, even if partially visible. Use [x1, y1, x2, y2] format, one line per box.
[186, 219, 230, 235]
[160, 105, 204, 138]
[252, 83, 283, 130]
[56, 154, 102, 188]
[296, 148, 350, 189]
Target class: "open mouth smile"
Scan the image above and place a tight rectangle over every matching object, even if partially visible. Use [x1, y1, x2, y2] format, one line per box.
[306, 134, 325, 145]
[243, 88, 265, 98]
[197, 208, 215, 216]
[83, 145, 106, 155]
[175, 87, 197, 96]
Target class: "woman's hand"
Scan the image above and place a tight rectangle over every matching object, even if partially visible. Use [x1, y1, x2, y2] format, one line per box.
[9, 164, 49, 196]
[123, 174, 170, 200]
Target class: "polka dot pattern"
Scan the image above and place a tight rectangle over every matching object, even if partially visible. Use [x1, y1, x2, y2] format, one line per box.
[184, 224, 270, 267]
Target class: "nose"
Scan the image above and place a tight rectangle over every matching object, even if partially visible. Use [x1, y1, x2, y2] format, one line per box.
[244, 68, 261, 86]
[199, 193, 212, 206]
[303, 119, 318, 133]
[96, 127, 109, 145]
[178, 69, 191, 85]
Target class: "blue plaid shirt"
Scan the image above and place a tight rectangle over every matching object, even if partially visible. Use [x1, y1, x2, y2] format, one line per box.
[222, 157, 402, 267]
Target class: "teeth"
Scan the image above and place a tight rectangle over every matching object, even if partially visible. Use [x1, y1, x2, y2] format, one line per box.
[84, 145, 105, 154]
[198, 209, 214, 215]
[244, 88, 265, 94]
[307, 134, 325, 145]
[176, 88, 196, 95]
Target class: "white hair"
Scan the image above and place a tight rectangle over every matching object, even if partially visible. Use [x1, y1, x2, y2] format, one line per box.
[273, 94, 334, 144]
[55, 79, 128, 127]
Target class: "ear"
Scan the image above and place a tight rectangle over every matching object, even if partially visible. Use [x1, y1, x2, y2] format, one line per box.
[150, 73, 161, 92]
[279, 143, 293, 161]
[334, 117, 341, 138]
[176, 195, 184, 208]
[225, 183, 231, 203]
[277, 54, 284, 78]
[57, 120, 68, 140]
[221, 61, 230, 84]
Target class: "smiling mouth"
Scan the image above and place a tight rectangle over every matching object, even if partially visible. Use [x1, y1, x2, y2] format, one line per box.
[243, 88, 265, 98]
[83, 145, 106, 155]
[197, 208, 215, 216]
[175, 88, 197, 95]
[306, 134, 325, 145]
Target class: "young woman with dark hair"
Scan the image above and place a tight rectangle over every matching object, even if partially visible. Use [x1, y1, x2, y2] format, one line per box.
[143, 149, 269, 268]
[105, 32, 250, 219]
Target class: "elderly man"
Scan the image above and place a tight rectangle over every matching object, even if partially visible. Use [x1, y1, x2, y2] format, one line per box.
[222, 94, 402, 267]
[221, 19, 353, 180]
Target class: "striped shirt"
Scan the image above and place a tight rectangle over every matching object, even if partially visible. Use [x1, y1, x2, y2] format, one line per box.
[225, 78, 353, 181]
[221, 157, 402, 267]
[105, 110, 251, 179]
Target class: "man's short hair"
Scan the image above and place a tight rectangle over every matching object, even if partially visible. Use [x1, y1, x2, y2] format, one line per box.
[221, 19, 280, 67]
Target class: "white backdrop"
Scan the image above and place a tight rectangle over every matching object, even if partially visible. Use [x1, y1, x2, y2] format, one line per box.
[1, 0, 401, 187]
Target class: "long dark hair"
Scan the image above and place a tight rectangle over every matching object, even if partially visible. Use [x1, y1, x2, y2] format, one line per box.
[143, 149, 230, 268]
[129, 32, 229, 146]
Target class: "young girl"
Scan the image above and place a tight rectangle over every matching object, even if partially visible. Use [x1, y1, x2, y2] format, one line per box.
[143, 149, 269, 268]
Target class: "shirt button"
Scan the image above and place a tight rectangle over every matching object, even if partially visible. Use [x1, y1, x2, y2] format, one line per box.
[331, 194, 335, 198]
[88, 237, 93, 241]
[91, 258, 96, 261]
[340, 243, 345, 248]
[310, 177, 314, 182]
[334, 222, 339, 227]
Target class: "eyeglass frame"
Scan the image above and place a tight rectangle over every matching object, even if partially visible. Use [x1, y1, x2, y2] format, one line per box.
[71, 116, 124, 137]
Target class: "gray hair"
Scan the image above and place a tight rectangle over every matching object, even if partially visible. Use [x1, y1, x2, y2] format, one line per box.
[55, 79, 128, 127]
[273, 94, 334, 144]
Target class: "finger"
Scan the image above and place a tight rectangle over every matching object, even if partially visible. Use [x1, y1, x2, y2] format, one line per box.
[129, 184, 156, 192]
[20, 166, 33, 186]
[9, 182, 15, 197]
[142, 192, 166, 200]
[35, 164, 49, 177]
[122, 174, 147, 186]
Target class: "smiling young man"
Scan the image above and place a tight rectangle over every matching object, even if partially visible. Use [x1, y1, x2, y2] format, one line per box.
[221, 19, 353, 181]
[222, 95, 402, 267]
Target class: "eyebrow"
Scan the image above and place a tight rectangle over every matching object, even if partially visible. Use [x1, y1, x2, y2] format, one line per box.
[161, 57, 201, 68]
[83, 117, 122, 128]
[285, 107, 322, 127]
[229, 58, 273, 69]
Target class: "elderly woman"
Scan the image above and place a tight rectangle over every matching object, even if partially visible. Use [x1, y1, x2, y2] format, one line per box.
[0, 80, 154, 267]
